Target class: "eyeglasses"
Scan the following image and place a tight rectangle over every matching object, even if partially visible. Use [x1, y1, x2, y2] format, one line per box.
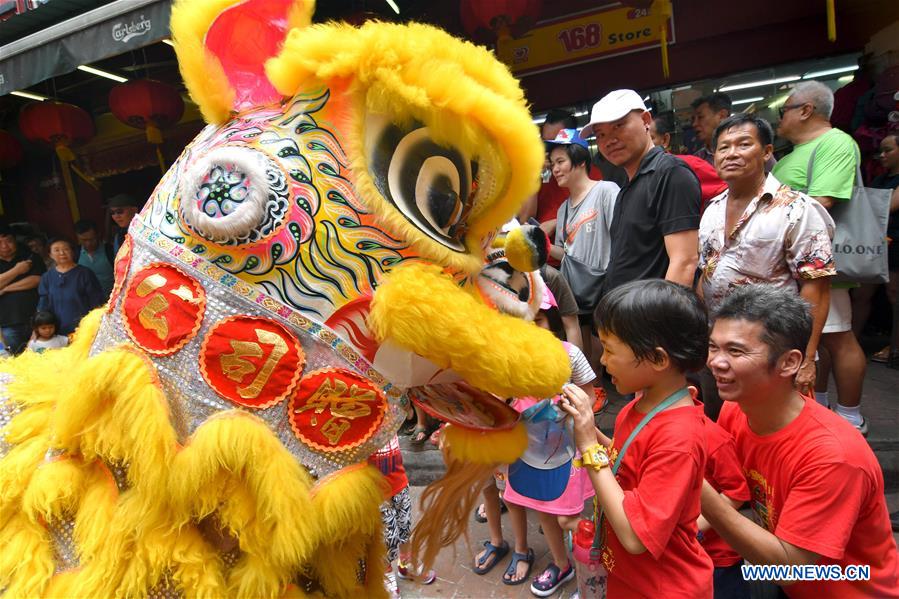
[778, 103, 810, 118]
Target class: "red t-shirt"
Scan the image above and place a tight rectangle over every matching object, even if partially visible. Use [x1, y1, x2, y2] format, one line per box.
[700, 417, 750, 567]
[675, 154, 727, 214]
[718, 399, 899, 598]
[602, 397, 713, 598]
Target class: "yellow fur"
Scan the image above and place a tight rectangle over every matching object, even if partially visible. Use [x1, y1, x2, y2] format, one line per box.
[310, 463, 385, 541]
[51, 349, 177, 504]
[21, 457, 86, 524]
[42, 571, 77, 598]
[443, 421, 527, 465]
[266, 21, 544, 271]
[170, 411, 317, 569]
[0, 513, 54, 597]
[171, 0, 313, 123]
[368, 263, 571, 398]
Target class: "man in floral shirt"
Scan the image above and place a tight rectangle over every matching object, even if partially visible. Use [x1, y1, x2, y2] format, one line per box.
[697, 114, 835, 419]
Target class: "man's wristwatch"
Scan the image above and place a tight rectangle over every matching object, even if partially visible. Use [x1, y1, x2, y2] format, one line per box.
[573, 444, 610, 471]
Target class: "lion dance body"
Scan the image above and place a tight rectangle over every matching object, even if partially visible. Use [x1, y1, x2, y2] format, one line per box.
[0, 0, 571, 596]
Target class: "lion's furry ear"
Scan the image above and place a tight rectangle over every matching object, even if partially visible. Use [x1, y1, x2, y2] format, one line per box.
[170, 0, 313, 123]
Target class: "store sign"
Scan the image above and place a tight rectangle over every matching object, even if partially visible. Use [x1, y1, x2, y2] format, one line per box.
[112, 14, 153, 43]
[0, 0, 170, 96]
[496, 3, 675, 76]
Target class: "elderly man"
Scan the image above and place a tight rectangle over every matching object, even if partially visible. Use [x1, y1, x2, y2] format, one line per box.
[582, 89, 700, 294]
[772, 80, 868, 434]
[0, 224, 45, 354]
[702, 285, 899, 598]
[697, 114, 834, 419]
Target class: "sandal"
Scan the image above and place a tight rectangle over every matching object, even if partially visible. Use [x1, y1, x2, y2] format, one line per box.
[871, 346, 892, 363]
[473, 499, 508, 523]
[473, 540, 509, 575]
[502, 548, 534, 585]
[530, 561, 575, 597]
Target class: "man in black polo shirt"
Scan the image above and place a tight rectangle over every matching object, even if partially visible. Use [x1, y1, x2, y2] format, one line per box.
[0, 224, 46, 354]
[581, 89, 700, 294]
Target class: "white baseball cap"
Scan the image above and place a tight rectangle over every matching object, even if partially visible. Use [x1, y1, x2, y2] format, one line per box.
[579, 89, 647, 138]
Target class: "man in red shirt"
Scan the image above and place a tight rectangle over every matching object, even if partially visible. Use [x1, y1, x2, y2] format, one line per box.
[650, 114, 727, 213]
[702, 285, 899, 598]
[699, 416, 751, 598]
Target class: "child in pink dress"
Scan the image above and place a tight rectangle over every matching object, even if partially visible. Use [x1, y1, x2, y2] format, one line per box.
[501, 291, 596, 597]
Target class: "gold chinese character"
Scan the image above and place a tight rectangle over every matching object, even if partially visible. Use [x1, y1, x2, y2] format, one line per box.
[136, 273, 167, 297]
[219, 328, 290, 400]
[139, 294, 170, 340]
[321, 419, 351, 445]
[294, 377, 380, 445]
[221, 340, 263, 381]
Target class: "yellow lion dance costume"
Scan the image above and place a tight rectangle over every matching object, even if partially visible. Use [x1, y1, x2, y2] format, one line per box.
[0, 0, 570, 596]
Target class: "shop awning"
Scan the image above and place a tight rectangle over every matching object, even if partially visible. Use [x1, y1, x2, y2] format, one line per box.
[0, 0, 171, 96]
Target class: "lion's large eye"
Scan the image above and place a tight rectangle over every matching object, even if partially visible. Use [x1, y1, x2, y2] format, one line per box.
[368, 118, 475, 252]
[179, 146, 290, 246]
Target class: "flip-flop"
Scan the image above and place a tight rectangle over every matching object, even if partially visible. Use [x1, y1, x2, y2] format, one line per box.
[473, 540, 509, 575]
[502, 548, 534, 585]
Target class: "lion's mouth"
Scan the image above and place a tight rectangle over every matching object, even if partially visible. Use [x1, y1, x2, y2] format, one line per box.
[367, 263, 571, 399]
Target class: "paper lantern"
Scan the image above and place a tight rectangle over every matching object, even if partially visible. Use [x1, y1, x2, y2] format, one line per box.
[109, 79, 185, 172]
[19, 102, 96, 221]
[460, 0, 542, 44]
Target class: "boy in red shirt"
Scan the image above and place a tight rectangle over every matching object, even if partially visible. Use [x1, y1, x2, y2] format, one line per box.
[702, 285, 899, 598]
[560, 280, 713, 597]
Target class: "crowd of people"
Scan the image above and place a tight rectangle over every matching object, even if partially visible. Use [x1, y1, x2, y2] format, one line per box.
[0, 193, 139, 357]
[2, 72, 898, 598]
[462, 80, 899, 598]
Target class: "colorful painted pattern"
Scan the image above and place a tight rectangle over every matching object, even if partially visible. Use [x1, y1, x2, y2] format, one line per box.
[143, 89, 416, 322]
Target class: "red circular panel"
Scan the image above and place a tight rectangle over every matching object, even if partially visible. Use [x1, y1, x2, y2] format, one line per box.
[411, 382, 520, 432]
[200, 316, 304, 409]
[122, 262, 205, 355]
[288, 368, 387, 452]
[107, 235, 132, 310]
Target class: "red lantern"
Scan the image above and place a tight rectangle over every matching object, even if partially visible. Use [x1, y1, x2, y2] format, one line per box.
[460, 0, 543, 44]
[0, 130, 23, 169]
[19, 101, 94, 148]
[19, 102, 96, 221]
[109, 79, 184, 173]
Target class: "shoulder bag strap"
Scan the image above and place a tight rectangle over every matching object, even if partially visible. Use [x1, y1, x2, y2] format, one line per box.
[592, 387, 690, 549]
